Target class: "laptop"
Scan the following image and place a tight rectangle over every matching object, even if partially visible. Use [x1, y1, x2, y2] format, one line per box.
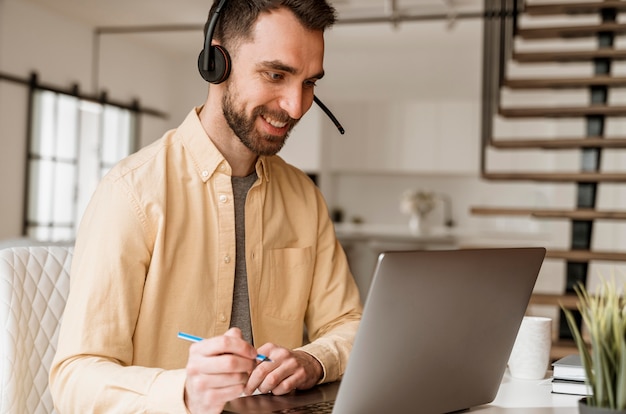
[224, 247, 546, 414]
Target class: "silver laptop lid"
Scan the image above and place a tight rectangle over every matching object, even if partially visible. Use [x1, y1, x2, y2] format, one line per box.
[223, 247, 546, 414]
[333, 247, 546, 414]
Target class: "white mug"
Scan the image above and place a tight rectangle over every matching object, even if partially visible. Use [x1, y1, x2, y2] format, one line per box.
[508, 316, 552, 380]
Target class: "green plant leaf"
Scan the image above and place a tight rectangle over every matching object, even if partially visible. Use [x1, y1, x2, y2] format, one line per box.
[562, 279, 626, 409]
[618, 340, 626, 410]
[563, 305, 596, 404]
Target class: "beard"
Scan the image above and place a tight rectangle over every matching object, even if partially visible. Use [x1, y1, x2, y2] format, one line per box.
[222, 85, 299, 156]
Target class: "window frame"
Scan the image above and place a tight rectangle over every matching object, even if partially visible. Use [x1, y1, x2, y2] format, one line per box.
[24, 87, 139, 241]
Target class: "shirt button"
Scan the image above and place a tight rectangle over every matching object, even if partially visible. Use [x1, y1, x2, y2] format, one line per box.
[219, 314, 226, 322]
[224, 255, 231, 263]
[219, 194, 228, 203]
[201, 170, 209, 178]
[220, 164, 226, 171]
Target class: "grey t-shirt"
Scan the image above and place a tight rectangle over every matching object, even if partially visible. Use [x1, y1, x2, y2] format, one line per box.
[229, 171, 257, 344]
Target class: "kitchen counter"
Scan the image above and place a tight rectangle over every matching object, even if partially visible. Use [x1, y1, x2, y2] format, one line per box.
[334, 223, 459, 300]
[333, 222, 553, 301]
[334, 222, 552, 248]
[333, 222, 457, 246]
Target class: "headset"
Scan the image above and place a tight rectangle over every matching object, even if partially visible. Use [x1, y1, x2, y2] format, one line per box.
[198, 0, 345, 134]
[198, 0, 230, 84]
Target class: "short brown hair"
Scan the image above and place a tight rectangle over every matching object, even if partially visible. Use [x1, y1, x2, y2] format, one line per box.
[204, 0, 337, 50]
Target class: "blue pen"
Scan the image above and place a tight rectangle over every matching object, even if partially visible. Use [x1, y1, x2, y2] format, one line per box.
[177, 331, 272, 362]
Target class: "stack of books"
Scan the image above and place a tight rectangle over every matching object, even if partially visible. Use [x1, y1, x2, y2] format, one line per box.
[551, 354, 592, 396]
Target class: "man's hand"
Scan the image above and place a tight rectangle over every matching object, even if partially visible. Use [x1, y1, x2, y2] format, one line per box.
[244, 344, 323, 396]
[184, 328, 258, 414]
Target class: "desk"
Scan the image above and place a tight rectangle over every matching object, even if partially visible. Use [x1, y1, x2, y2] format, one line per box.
[224, 371, 582, 413]
[480, 371, 581, 413]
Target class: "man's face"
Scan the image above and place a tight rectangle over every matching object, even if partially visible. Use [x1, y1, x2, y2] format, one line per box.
[221, 8, 325, 156]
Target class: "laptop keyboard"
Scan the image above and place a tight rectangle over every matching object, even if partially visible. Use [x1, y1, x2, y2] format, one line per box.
[272, 400, 335, 413]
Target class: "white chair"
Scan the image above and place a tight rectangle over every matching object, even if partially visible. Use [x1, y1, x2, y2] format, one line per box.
[0, 246, 73, 414]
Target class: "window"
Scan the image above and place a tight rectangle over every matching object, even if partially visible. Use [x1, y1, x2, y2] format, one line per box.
[26, 89, 136, 241]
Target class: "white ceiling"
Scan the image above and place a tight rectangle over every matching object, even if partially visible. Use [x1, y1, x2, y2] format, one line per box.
[22, 0, 484, 56]
[23, 0, 484, 27]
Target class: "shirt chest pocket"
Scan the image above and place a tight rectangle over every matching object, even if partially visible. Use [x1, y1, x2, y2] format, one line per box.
[262, 246, 314, 321]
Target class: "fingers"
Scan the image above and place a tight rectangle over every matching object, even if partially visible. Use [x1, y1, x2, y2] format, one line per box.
[224, 327, 243, 339]
[187, 352, 255, 376]
[187, 328, 257, 376]
[184, 329, 258, 414]
[244, 345, 314, 396]
[195, 328, 257, 359]
[185, 374, 245, 414]
[185, 363, 250, 413]
[186, 370, 249, 397]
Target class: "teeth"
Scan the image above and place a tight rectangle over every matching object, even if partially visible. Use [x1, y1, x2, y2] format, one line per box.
[263, 115, 287, 128]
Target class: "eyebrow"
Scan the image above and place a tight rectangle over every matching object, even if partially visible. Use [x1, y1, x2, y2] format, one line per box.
[259, 60, 325, 80]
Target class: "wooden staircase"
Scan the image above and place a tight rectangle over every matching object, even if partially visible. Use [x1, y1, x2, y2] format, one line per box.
[477, 0, 626, 360]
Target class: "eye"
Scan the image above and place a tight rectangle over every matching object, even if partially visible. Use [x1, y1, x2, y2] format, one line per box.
[265, 72, 284, 82]
[304, 79, 318, 89]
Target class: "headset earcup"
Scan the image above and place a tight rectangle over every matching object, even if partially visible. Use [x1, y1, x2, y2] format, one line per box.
[198, 45, 231, 84]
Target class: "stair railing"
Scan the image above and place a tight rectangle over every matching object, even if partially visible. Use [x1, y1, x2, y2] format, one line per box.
[481, 0, 522, 174]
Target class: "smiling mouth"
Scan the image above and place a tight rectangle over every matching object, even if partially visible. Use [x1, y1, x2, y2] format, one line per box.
[262, 114, 288, 129]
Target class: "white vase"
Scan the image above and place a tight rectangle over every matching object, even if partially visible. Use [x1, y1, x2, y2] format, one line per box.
[408, 213, 422, 234]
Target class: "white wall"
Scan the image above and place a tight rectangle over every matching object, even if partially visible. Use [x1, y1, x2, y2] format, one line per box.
[0, 1, 573, 247]
[307, 19, 571, 237]
[0, 0, 199, 239]
[2, 1, 626, 293]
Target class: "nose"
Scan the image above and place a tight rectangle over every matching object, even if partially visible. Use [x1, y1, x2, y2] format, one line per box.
[279, 86, 310, 120]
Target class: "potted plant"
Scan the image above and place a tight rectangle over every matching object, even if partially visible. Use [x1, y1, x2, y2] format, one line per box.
[399, 189, 437, 234]
[562, 278, 626, 413]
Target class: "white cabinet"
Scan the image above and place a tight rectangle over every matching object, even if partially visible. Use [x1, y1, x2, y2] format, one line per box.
[279, 108, 322, 173]
[280, 98, 481, 176]
[325, 100, 480, 174]
[335, 224, 458, 300]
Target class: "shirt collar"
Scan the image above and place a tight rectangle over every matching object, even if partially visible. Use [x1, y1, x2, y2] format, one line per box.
[255, 156, 271, 182]
[176, 107, 270, 183]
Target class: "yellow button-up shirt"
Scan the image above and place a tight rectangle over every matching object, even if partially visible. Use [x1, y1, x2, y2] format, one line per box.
[50, 108, 362, 413]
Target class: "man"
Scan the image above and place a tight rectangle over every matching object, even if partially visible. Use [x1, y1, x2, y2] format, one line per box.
[49, 1, 362, 413]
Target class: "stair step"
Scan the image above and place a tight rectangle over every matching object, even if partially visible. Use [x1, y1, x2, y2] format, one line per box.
[499, 105, 626, 118]
[504, 75, 626, 89]
[470, 206, 626, 220]
[513, 48, 626, 63]
[529, 293, 579, 309]
[482, 171, 626, 182]
[489, 137, 626, 149]
[517, 22, 626, 39]
[524, 1, 626, 16]
[547, 249, 626, 262]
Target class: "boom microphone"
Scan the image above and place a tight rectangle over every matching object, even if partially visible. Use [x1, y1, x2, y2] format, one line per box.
[314, 96, 345, 135]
